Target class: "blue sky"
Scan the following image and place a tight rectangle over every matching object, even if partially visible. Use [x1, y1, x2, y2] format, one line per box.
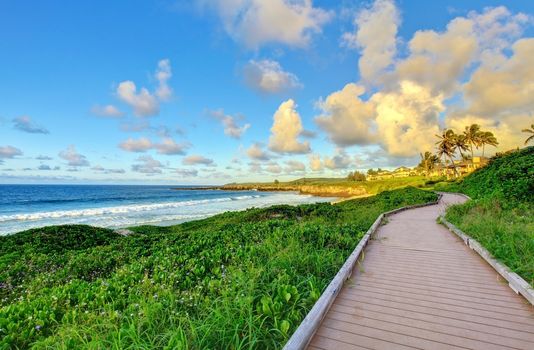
[1, 0, 533, 184]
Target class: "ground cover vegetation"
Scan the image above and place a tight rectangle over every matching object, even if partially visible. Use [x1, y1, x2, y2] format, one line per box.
[439, 146, 533, 285]
[0, 187, 437, 349]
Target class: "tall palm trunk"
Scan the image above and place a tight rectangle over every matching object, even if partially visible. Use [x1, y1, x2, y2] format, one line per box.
[448, 155, 459, 177]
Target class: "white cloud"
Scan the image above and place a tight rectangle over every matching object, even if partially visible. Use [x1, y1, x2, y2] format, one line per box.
[285, 160, 305, 172]
[36, 155, 52, 160]
[120, 120, 151, 132]
[91, 104, 125, 118]
[342, 0, 399, 84]
[323, 149, 353, 170]
[394, 16, 477, 96]
[315, 83, 376, 146]
[183, 155, 215, 166]
[0, 146, 23, 160]
[246, 142, 270, 161]
[243, 59, 302, 94]
[119, 137, 189, 155]
[117, 81, 159, 117]
[131, 155, 164, 174]
[372, 81, 443, 157]
[316, 2, 532, 159]
[155, 138, 189, 155]
[37, 164, 59, 171]
[210, 110, 250, 139]
[155, 59, 172, 101]
[58, 145, 90, 167]
[308, 153, 322, 171]
[115, 59, 173, 117]
[447, 38, 534, 152]
[202, 0, 332, 49]
[91, 165, 126, 174]
[12, 116, 49, 134]
[119, 137, 153, 152]
[176, 168, 199, 177]
[268, 99, 310, 154]
[264, 161, 282, 174]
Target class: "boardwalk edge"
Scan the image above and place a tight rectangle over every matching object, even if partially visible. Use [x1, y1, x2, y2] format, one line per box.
[283, 194, 443, 350]
[440, 213, 534, 306]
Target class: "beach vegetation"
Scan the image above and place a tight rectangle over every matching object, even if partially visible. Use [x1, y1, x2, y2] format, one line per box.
[0, 187, 437, 349]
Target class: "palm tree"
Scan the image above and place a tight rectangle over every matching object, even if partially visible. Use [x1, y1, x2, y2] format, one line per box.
[479, 131, 498, 156]
[522, 124, 534, 145]
[463, 124, 481, 164]
[436, 129, 459, 177]
[419, 151, 439, 176]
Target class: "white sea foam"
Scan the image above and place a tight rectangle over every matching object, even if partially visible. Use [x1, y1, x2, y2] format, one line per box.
[0, 195, 260, 222]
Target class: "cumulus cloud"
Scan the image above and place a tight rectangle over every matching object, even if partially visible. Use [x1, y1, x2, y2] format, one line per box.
[315, 83, 376, 146]
[183, 155, 215, 166]
[285, 160, 305, 172]
[308, 154, 322, 171]
[131, 155, 164, 174]
[317, 2, 532, 159]
[120, 120, 151, 132]
[12, 116, 49, 134]
[38, 164, 60, 171]
[201, 0, 332, 49]
[155, 59, 172, 101]
[91, 104, 124, 118]
[210, 110, 250, 139]
[91, 165, 126, 174]
[268, 99, 310, 154]
[246, 142, 270, 161]
[119, 137, 153, 152]
[119, 137, 189, 155]
[117, 81, 159, 117]
[372, 81, 443, 157]
[36, 155, 53, 160]
[0, 146, 23, 160]
[176, 168, 199, 177]
[58, 145, 90, 167]
[447, 38, 534, 151]
[243, 60, 302, 94]
[116, 59, 172, 117]
[155, 138, 189, 155]
[265, 161, 282, 174]
[342, 0, 399, 84]
[323, 149, 353, 170]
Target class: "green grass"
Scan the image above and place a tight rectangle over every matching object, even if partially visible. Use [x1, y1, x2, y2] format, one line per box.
[0, 187, 436, 349]
[224, 176, 429, 195]
[440, 147, 534, 285]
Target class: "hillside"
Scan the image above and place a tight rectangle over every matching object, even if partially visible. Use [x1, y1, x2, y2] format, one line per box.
[221, 176, 428, 197]
[441, 147, 533, 285]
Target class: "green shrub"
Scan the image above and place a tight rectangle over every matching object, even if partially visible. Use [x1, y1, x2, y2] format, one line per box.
[0, 187, 436, 349]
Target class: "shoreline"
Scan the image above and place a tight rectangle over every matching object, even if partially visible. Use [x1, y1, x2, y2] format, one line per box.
[0, 190, 336, 236]
[173, 185, 367, 199]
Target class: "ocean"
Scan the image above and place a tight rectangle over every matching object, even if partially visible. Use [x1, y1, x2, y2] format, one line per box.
[0, 184, 333, 235]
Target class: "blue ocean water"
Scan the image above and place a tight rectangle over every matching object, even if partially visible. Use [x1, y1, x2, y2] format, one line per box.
[0, 185, 333, 235]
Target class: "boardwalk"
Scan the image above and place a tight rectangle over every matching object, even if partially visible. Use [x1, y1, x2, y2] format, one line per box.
[308, 193, 534, 350]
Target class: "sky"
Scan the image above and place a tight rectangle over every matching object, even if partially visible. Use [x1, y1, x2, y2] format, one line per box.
[0, 0, 533, 184]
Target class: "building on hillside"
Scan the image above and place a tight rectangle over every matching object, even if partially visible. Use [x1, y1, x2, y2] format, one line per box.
[367, 170, 393, 181]
[392, 166, 411, 178]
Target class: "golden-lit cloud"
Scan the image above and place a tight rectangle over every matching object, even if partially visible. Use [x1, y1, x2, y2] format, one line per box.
[315, 83, 375, 146]
[268, 99, 310, 154]
[342, 0, 399, 84]
[316, 2, 532, 160]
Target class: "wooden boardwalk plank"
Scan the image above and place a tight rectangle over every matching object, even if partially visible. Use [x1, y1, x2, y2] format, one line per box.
[308, 193, 534, 349]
